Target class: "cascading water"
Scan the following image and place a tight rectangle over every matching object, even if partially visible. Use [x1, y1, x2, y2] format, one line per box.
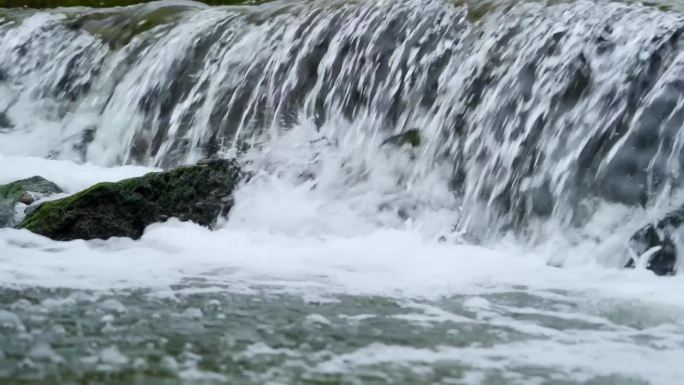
[2, 1, 684, 384]
[3, 0, 684, 243]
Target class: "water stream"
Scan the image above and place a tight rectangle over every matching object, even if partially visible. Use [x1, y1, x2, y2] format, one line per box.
[2, 0, 684, 383]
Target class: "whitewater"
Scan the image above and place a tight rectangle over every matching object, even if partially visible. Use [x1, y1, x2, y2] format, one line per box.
[2, 0, 684, 383]
[5, 153, 684, 385]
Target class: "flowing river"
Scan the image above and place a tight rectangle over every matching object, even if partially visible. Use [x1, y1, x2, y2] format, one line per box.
[2, 0, 684, 383]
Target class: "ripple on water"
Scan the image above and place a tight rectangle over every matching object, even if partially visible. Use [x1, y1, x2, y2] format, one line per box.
[0, 286, 682, 384]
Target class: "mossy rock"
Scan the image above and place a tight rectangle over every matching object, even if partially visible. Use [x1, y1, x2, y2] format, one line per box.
[0, 200, 13, 228]
[452, 0, 499, 23]
[382, 129, 422, 148]
[20, 159, 242, 241]
[0, 176, 62, 202]
[65, 5, 192, 49]
[0, 176, 62, 228]
[2, 1, 271, 49]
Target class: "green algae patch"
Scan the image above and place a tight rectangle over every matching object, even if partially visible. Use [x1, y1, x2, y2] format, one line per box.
[382, 129, 422, 149]
[0, 176, 62, 203]
[21, 159, 242, 241]
[0, 176, 62, 228]
[0, 181, 27, 203]
[63, 3, 197, 48]
[452, 0, 499, 23]
[56, 0, 270, 49]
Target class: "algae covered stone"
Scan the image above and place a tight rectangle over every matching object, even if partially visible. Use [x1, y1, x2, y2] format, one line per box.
[381, 129, 422, 148]
[0, 200, 14, 229]
[21, 159, 242, 241]
[0, 176, 62, 228]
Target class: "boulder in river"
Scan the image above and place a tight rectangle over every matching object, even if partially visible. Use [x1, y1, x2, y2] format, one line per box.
[20, 159, 242, 241]
[0, 176, 62, 228]
[625, 208, 684, 276]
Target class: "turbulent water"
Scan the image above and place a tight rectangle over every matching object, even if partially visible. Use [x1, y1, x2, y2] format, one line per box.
[2, 0, 684, 384]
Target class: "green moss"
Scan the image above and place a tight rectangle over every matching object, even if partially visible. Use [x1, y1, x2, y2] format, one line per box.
[641, 1, 675, 12]
[468, 2, 495, 23]
[403, 129, 422, 148]
[21, 182, 108, 233]
[0, 176, 62, 202]
[0, 182, 25, 201]
[452, 0, 682, 21]
[52, 0, 269, 48]
[382, 129, 422, 149]
[452, 0, 498, 23]
[21, 159, 241, 240]
[1, 176, 62, 228]
[63, 4, 194, 48]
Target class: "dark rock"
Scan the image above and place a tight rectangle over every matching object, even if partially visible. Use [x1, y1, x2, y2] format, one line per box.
[20, 159, 242, 241]
[0, 176, 62, 228]
[0, 110, 12, 129]
[0, 200, 14, 228]
[625, 208, 684, 275]
[529, 183, 554, 217]
[381, 129, 422, 148]
[0, 176, 62, 202]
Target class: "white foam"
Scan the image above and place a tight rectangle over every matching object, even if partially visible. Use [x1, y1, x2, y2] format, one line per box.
[0, 152, 683, 383]
[314, 341, 684, 384]
[2, 215, 684, 307]
[0, 154, 157, 193]
[0, 155, 682, 305]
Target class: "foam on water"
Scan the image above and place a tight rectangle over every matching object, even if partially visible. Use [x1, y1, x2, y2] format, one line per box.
[2, 170, 684, 384]
[0, 154, 682, 304]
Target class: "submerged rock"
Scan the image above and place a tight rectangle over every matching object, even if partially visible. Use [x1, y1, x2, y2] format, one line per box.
[625, 208, 684, 276]
[20, 159, 241, 241]
[0, 110, 12, 129]
[381, 129, 422, 148]
[0, 176, 62, 228]
[66, 3, 193, 50]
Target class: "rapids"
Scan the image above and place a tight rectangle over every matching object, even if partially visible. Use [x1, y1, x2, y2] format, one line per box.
[2, 0, 684, 384]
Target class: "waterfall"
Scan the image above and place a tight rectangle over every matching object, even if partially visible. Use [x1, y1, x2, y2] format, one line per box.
[1, 0, 684, 242]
